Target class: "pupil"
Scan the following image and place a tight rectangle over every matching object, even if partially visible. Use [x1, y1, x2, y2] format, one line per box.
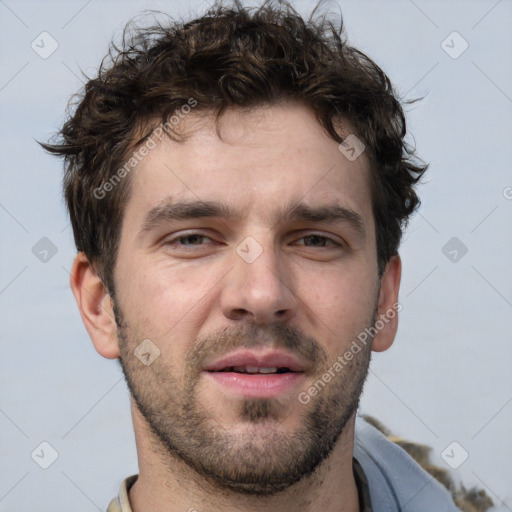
[305, 235, 324, 246]
[182, 235, 202, 245]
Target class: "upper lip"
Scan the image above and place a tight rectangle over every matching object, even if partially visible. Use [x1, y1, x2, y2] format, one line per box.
[203, 349, 310, 372]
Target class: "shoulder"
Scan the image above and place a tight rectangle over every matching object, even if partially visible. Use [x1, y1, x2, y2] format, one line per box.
[354, 415, 493, 512]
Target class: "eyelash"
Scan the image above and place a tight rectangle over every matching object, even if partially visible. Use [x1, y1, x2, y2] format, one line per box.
[167, 233, 214, 248]
[163, 232, 342, 249]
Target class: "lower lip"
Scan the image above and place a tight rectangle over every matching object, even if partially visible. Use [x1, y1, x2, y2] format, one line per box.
[203, 371, 305, 398]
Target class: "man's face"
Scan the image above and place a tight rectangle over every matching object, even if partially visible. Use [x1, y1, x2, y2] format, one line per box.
[112, 103, 382, 494]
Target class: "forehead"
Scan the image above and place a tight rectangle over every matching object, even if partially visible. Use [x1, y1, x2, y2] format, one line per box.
[123, 102, 374, 232]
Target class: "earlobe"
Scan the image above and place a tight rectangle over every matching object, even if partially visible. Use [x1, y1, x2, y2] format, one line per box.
[371, 254, 402, 353]
[70, 252, 120, 359]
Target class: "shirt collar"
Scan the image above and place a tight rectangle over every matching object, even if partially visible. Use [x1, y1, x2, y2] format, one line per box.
[353, 457, 373, 512]
[109, 464, 372, 512]
[107, 475, 137, 512]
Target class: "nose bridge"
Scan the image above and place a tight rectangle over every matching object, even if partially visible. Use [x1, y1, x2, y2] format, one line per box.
[222, 235, 297, 323]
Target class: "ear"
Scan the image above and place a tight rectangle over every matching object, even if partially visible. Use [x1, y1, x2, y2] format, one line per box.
[371, 254, 402, 353]
[70, 252, 120, 359]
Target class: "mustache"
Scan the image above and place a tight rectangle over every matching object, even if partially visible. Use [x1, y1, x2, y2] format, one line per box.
[186, 322, 328, 376]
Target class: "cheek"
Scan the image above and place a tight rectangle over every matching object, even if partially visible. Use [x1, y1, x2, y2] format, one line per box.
[121, 259, 193, 311]
[116, 262, 220, 358]
[300, 269, 377, 353]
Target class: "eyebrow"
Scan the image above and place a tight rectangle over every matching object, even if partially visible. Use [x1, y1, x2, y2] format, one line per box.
[140, 199, 240, 234]
[280, 201, 366, 238]
[139, 197, 366, 239]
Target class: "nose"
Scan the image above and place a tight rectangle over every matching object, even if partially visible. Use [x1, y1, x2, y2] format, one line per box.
[220, 239, 298, 324]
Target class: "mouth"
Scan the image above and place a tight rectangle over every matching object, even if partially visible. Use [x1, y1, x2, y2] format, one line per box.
[212, 366, 297, 374]
[202, 350, 308, 398]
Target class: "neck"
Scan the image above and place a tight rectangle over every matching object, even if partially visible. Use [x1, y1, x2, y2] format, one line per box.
[128, 400, 360, 512]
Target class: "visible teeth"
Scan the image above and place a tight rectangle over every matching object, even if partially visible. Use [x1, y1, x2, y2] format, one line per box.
[231, 366, 279, 374]
[258, 367, 278, 373]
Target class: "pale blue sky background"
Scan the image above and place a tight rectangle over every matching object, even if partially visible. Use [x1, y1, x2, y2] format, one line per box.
[1, 0, 511, 510]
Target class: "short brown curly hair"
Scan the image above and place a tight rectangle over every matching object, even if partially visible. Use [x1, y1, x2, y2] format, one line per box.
[41, 0, 427, 293]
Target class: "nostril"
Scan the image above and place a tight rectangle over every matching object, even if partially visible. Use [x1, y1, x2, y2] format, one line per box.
[229, 308, 251, 320]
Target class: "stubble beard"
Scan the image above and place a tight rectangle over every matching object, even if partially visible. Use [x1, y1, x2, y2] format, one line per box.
[115, 306, 374, 496]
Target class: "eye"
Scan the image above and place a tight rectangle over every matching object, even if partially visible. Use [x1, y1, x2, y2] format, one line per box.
[163, 232, 215, 248]
[295, 234, 340, 248]
[174, 234, 211, 246]
[160, 230, 224, 259]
